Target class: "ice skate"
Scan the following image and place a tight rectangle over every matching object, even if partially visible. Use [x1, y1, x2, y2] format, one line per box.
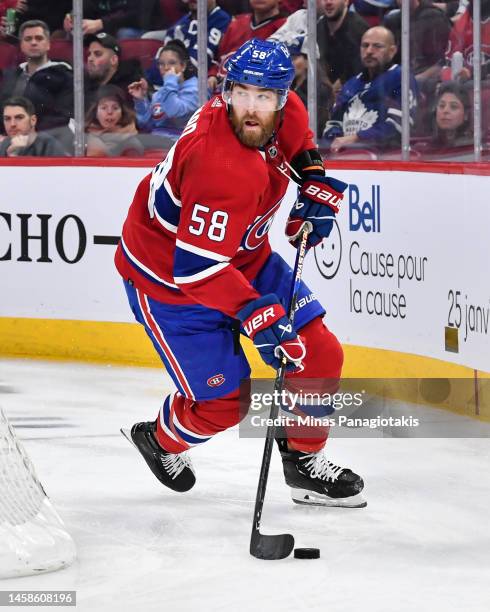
[121, 421, 196, 493]
[280, 448, 366, 508]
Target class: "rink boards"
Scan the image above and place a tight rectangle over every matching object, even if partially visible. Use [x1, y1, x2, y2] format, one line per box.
[0, 159, 488, 418]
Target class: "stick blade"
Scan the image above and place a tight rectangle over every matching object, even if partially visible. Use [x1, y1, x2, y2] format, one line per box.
[250, 530, 295, 560]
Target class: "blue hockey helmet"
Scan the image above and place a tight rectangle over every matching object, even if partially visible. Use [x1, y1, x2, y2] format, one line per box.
[223, 39, 295, 111]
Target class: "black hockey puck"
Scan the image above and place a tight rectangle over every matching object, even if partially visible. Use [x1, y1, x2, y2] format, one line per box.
[294, 548, 320, 559]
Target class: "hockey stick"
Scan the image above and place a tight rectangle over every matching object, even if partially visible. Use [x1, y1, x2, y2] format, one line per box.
[250, 225, 310, 560]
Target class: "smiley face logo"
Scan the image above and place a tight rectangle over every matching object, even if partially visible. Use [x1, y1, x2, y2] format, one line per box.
[314, 220, 342, 279]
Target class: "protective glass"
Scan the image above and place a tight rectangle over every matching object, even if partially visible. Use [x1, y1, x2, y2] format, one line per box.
[222, 79, 288, 111]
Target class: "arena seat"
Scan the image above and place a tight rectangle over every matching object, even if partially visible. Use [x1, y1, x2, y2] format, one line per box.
[143, 148, 166, 158]
[481, 145, 490, 160]
[381, 148, 422, 160]
[159, 0, 186, 28]
[119, 39, 162, 70]
[218, 0, 253, 14]
[412, 141, 475, 161]
[0, 41, 19, 71]
[324, 148, 379, 160]
[49, 40, 74, 64]
[360, 15, 383, 27]
[472, 86, 490, 141]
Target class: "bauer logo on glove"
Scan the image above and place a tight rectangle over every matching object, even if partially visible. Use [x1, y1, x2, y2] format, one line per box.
[243, 304, 284, 337]
[286, 176, 348, 249]
[238, 294, 306, 372]
[303, 181, 343, 213]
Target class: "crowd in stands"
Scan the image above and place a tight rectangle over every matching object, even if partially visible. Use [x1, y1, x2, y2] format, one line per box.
[0, 0, 488, 159]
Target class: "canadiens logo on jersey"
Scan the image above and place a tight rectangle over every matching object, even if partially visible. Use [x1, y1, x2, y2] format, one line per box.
[242, 198, 283, 251]
[151, 103, 165, 120]
[207, 373, 225, 387]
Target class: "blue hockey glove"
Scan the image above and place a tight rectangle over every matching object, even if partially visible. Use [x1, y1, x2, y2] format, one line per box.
[286, 176, 348, 248]
[237, 294, 306, 372]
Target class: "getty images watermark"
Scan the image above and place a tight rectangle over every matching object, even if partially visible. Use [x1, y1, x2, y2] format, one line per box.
[238, 378, 490, 438]
[247, 388, 419, 430]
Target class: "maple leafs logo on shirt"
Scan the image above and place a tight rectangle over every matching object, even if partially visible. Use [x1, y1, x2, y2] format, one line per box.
[342, 96, 378, 136]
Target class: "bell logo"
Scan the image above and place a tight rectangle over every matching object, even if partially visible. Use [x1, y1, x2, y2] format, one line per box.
[349, 184, 381, 233]
[207, 373, 225, 387]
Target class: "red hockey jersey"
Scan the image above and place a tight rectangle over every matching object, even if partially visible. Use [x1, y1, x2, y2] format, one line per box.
[114, 92, 315, 318]
[208, 13, 287, 79]
[443, 10, 490, 77]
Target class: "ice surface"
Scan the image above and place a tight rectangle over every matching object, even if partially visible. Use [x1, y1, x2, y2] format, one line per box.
[0, 359, 489, 612]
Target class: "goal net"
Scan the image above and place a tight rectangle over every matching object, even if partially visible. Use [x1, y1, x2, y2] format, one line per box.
[0, 407, 76, 578]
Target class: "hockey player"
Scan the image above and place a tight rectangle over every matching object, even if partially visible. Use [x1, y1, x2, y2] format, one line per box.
[116, 39, 365, 508]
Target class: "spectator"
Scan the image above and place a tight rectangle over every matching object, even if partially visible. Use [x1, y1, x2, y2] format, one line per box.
[0, 1, 27, 37]
[0, 0, 22, 19]
[280, 0, 303, 11]
[85, 32, 142, 109]
[0, 20, 73, 131]
[289, 41, 333, 134]
[0, 95, 66, 155]
[323, 26, 418, 152]
[269, 0, 323, 51]
[449, 0, 469, 22]
[12, 1, 71, 38]
[317, 0, 369, 97]
[85, 84, 143, 156]
[106, 0, 163, 38]
[0, 1, 26, 39]
[208, 0, 287, 91]
[352, 0, 395, 27]
[120, 0, 162, 38]
[143, 0, 231, 88]
[218, 0, 251, 14]
[128, 39, 198, 139]
[441, 0, 490, 83]
[385, 0, 451, 92]
[63, 0, 139, 38]
[62, 1, 160, 39]
[429, 81, 472, 147]
[431, 0, 461, 21]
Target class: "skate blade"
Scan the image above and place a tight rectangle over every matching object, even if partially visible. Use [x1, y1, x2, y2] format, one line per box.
[291, 488, 367, 508]
[120, 427, 136, 448]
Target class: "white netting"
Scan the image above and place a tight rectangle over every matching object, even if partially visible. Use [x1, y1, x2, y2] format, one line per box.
[0, 407, 76, 578]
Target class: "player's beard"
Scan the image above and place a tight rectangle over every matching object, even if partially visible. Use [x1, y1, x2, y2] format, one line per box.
[230, 108, 277, 148]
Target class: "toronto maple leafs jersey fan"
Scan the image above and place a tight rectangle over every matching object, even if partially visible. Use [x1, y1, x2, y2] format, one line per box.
[322, 64, 418, 149]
